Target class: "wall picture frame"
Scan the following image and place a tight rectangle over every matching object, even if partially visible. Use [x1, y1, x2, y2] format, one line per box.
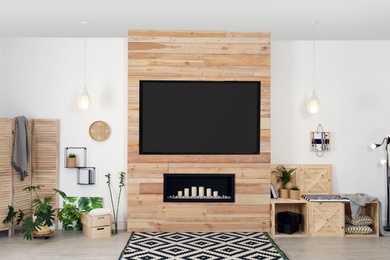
[310, 131, 330, 152]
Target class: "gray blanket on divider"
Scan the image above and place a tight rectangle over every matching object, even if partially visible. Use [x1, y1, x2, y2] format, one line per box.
[12, 116, 30, 181]
[339, 193, 390, 237]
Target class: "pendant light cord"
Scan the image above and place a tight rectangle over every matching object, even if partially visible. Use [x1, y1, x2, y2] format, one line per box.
[83, 22, 87, 88]
[312, 21, 316, 94]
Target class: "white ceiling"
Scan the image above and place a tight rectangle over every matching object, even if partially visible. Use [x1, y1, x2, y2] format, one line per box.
[1, 0, 390, 40]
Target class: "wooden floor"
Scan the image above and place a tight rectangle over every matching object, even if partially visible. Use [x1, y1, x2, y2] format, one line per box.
[274, 236, 390, 260]
[1, 230, 390, 259]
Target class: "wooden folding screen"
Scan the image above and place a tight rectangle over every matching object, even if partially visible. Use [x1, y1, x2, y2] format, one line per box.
[0, 118, 59, 236]
[0, 119, 13, 236]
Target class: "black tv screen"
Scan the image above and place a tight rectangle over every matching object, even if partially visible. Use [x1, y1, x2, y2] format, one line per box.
[139, 80, 260, 154]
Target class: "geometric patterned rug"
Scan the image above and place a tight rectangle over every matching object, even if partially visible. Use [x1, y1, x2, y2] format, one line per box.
[119, 232, 289, 260]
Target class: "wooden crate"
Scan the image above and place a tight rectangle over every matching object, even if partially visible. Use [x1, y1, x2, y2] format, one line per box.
[82, 225, 111, 239]
[81, 213, 111, 227]
[81, 213, 111, 239]
[298, 165, 332, 195]
[271, 199, 308, 237]
[308, 202, 344, 237]
[344, 201, 379, 237]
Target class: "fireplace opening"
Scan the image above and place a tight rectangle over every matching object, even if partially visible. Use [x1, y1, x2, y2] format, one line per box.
[163, 174, 235, 202]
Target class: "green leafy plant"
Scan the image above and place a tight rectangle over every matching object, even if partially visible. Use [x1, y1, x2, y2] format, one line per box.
[78, 197, 103, 212]
[2, 185, 69, 240]
[272, 164, 296, 189]
[68, 153, 76, 158]
[290, 185, 300, 190]
[58, 196, 103, 230]
[58, 196, 83, 230]
[105, 171, 126, 234]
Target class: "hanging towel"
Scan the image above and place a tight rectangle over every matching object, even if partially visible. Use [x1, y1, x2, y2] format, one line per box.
[12, 116, 30, 181]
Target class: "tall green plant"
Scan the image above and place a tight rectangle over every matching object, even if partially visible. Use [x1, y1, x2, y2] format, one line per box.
[105, 171, 125, 234]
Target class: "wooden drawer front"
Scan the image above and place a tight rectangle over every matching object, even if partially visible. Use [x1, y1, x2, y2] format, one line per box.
[82, 214, 111, 227]
[82, 225, 111, 239]
[309, 202, 344, 237]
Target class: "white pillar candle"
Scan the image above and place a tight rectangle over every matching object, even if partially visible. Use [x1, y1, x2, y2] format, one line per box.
[213, 191, 218, 197]
[199, 186, 204, 197]
[191, 186, 197, 197]
[206, 188, 212, 197]
[178, 191, 183, 197]
[184, 188, 190, 197]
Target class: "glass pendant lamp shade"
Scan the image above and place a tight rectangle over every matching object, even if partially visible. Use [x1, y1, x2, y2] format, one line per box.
[78, 85, 91, 109]
[308, 90, 320, 114]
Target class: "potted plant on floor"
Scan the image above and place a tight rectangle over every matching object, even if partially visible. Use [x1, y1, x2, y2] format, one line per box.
[289, 185, 301, 200]
[272, 165, 296, 199]
[2, 185, 76, 240]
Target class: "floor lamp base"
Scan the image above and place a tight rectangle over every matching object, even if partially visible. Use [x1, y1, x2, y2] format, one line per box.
[383, 226, 390, 232]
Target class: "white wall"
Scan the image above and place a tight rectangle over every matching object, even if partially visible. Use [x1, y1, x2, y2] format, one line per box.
[1, 38, 390, 226]
[272, 41, 390, 223]
[0, 37, 128, 229]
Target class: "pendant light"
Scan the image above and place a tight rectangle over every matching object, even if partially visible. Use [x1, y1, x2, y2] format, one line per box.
[78, 20, 91, 110]
[308, 20, 320, 114]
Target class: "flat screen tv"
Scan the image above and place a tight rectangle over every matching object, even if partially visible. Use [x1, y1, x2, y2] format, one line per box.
[139, 80, 260, 154]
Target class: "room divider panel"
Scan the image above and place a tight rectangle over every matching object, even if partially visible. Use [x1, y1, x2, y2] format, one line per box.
[0, 118, 59, 236]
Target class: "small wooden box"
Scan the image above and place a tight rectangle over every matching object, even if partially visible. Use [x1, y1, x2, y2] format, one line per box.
[81, 213, 111, 227]
[308, 202, 344, 237]
[81, 213, 111, 239]
[82, 225, 111, 239]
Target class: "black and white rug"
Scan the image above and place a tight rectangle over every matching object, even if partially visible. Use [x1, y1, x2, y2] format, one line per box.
[119, 232, 288, 260]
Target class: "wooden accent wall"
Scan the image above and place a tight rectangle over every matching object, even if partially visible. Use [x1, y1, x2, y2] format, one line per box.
[128, 30, 271, 232]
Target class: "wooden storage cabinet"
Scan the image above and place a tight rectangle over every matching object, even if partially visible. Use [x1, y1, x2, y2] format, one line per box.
[82, 213, 111, 239]
[308, 202, 345, 237]
[271, 199, 308, 237]
[271, 199, 379, 237]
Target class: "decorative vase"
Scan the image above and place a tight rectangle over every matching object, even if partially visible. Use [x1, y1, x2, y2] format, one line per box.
[67, 158, 77, 168]
[280, 188, 289, 199]
[290, 190, 301, 200]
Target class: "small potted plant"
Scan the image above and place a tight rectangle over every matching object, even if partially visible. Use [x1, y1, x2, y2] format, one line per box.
[289, 185, 301, 200]
[67, 153, 77, 168]
[272, 165, 296, 199]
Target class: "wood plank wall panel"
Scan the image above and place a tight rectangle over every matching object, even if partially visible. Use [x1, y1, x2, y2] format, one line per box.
[128, 30, 271, 232]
